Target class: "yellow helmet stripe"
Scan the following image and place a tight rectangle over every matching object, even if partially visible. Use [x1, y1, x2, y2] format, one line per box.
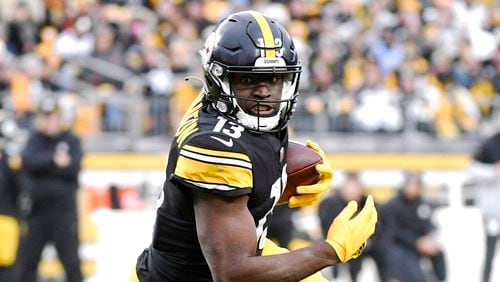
[250, 12, 276, 58]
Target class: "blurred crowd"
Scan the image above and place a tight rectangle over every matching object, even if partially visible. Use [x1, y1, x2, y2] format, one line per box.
[0, 0, 499, 141]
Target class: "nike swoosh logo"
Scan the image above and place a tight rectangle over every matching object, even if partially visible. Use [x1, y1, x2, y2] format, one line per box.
[210, 136, 233, 147]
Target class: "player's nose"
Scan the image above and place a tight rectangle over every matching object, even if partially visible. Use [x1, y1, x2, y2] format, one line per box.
[253, 82, 272, 98]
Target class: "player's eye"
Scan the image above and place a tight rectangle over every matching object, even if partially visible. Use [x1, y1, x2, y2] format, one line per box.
[269, 76, 281, 84]
[240, 77, 253, 84]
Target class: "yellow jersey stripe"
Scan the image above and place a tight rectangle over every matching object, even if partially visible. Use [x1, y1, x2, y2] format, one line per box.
[183, 144, 251, 162]
[177, 122, 198, 147]
[175, 155, 253, 189]
[250, 12, 276, 58]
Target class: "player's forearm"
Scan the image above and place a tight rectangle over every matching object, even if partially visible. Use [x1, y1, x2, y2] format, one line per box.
[211, 242, 337, 281]
[22, 150, 53, 172]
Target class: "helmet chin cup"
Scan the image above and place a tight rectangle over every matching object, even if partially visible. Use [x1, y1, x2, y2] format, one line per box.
[200, 10, 302, 132]
[234, 102, 281, 131]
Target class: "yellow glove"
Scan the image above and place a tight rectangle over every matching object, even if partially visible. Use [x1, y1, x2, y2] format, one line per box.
[289, 140, 333, 208]
[326, 195, 378, 262]
[262, 238, 328, 282]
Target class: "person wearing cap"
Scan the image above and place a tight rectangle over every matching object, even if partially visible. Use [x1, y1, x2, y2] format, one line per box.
[14, 97, 84, 282]
[318, 173, 398, 282]
[381, 172, 447, 282]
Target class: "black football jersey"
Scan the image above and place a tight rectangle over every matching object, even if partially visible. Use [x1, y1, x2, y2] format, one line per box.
[150, 93, 288, 280]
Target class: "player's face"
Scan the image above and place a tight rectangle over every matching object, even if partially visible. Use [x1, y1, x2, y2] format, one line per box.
[230, 73, 284, 117]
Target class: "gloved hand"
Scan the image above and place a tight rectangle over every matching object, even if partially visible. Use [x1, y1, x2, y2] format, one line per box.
[325, 195, 378, 262]
[288, 140, 333, 208]
[262, 238, 328, 282]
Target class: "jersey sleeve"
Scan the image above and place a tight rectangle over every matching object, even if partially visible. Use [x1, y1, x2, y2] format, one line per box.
[171, 133, 253, 197]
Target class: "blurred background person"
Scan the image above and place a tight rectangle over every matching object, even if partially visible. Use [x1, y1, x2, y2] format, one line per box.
[0, 115, 22, 281]
[381, 172, 447, 282]
[468, 129, 500, 282]
[15, 96, 83, 282]
[318, 172, 396, 282]
[351, 60, 403, 133]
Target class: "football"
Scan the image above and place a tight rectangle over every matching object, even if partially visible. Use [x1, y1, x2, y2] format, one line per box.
[278, 141, 323, 204]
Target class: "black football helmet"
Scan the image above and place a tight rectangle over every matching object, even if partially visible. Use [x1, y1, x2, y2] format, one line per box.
[200, 10, 302, 132]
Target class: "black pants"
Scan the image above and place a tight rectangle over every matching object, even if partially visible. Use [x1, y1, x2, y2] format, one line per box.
[394, 245, 446, 282]
[0, 266, 14, 282]
[483, 234, 498, 282]
[14, 213, 82, 282]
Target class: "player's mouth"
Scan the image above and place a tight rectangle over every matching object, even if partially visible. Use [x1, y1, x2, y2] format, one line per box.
[250, 104, 277, 116]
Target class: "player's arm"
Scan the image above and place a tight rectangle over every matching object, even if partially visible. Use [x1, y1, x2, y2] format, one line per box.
[192, 189, 337, 281]
[21, 137, 53, 173]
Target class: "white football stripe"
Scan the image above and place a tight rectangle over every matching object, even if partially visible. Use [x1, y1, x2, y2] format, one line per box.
[180, 149, 252, 169]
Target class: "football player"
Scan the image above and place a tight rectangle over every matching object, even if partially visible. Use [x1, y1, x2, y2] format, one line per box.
[136, 10, 377, 281]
